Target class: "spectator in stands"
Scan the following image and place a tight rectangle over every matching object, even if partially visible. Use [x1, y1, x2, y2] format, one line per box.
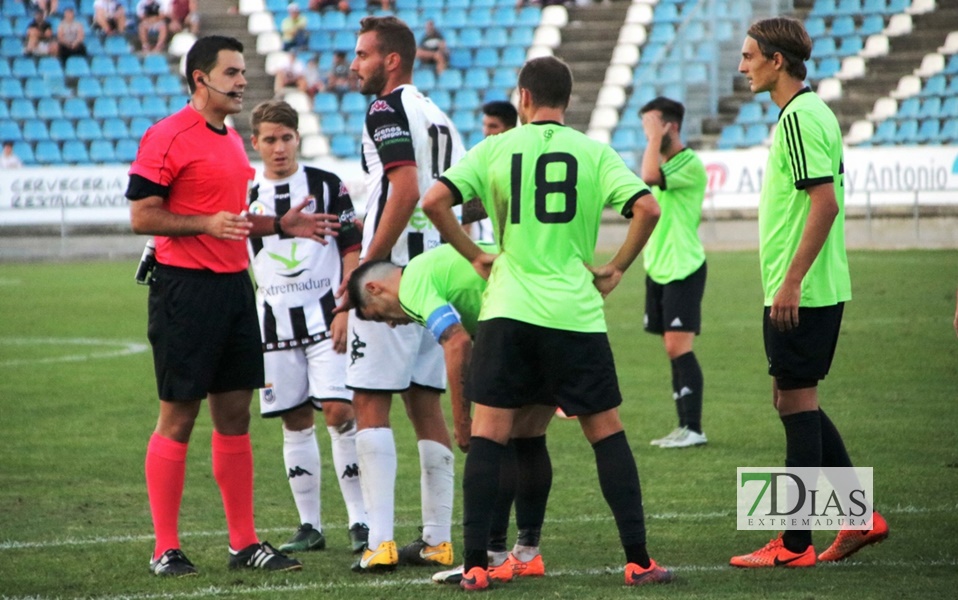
[137, 0, 169, 54]
[273, 50, 307, 98]
[33, 0, 58, 18]
[325, 50, 356, 93]
[57, 7, 88, 64]
[281, 3, 308, 52]
[310, 0, 350, 12]
[24, 9, 57, 57]
[303, 56, 324, 100]
[415, 19, 447, 75]
[164, 0, 201, 35]
[93, 0, 128, 37]
[1, 141, 23, 169]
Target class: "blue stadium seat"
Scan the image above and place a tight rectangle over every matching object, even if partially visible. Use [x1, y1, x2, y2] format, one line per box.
[100, 75, 129, 97]
[12, 57, 37, 79]
[129, 116, 152, 139]
[805, 17, 826, 38]
[942, 97, 958, 118]
[0, 17, 12, 36]
[940, 118, 958, 142]
[484, 27, 508, 47]
[116, 138, 139, 162]
[611, 128, 637, 152]
[443, 9, 467, 28]
[84, 35, 103, 55]
[93, 97, 119, 119]
[64, 56, 91, 78]
[429, 89, 451, 112]
[838, 35, 863, 56]
[330, 133, 356, 158]
[0, 100, 8, 119]
[154, 74, 183, 96]
[500, 46, 525, 69]
[308, 34, 332, 53]
[0, 120, 22, 141]
[118, 96, 144, 119]
[76, 118, 103, 141]
[859, 14, 884, 36]
[116, 55, 143, 76]
[13, 140, 34, 164]
[9, 98, 36, 120]
[861, 0, 885, 13]
[449, 48, 472, 70]
[141, 96, 167, 119]
[332, 31, 353, 52]
[717, 124, 745, 149]
[62, 139, 89, 163]
[920, 74, 946, 97]
[167, 97, 186, 114]
[830, 16, 855, 37]
[128, 75, 156, 96]
[49, 118, 76, 141]
[61, 98, 89, 120]
[102, 119, 129, 141]
[836, 0, 862, 16]
[344, 112, 365, 133]
[655, 2, 680, 22]
[37, 57, 63, 78]
[313, 92, 339, 114]
[685, 63, 708, 84]
[466, 8, 493, 28]
[815, 37, 838, 57]
[895, 119, 918, 143]
[320, 112, 346, 135]
[516, 6, 540, 27]
[870, 119, 896, 144]
[23, 119, 50, 142]
[816, 57, 841, 79]
[77, 77, 103, 98]
[436, 69, 463, 90]
[341, 92, 367, 114]
[90, 55, 116, 77]
[810, 0, 838, 16]
[648, 23, 676, 45]
[34, 140, 62, 164]
[465, 129, 483, 149]
[743, 124, 768, 146]
[492, 7, 516, 26]
[483, 88, 509, 103]
[0, 59, 9, 78]
[104, 35, 130, 56]
[452, 111, 476, 133]
[142, 54, 169, 76]
[491, 67, 516, 88]
[89, 139, 116, 163]
[462, 66, 490, 89]
[1, 38, 22, 58]
[897, 97, 920, 119]
[916, 119, 941, 144]
[459, 28, 483, 49]
[453, 89, 480, 112]
[415, 68, 436, 89]
[918, 97, 942, 119]
[474, 48, 499, 69]
[737, 101, 764, 124]
[886, 0, 908, 11]
[509, 27, 534, 48]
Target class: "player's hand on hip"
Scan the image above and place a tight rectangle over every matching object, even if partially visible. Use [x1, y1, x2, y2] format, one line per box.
[770, 282, 801, 331]
[471, 252, 498, 281]
[206, 211, 252, 240]
[586, 262, 622, 299]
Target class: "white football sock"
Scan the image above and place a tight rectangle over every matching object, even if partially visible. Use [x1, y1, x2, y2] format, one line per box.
[418, 439, 454, 546]
[512, 543, 540, 563]
[283, 425, 321, 530]
[327, 421, 368, 528]
[355, 427, 396, 547]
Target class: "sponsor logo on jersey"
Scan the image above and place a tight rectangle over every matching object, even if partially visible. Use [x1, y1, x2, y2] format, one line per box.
[262, 384, 276, 405]
[369, 99, 394, 114]
[267, 241, 308, 277]
[287, 465, 314, 479]
[338, 182, 350, 197]
[341, 463, 360, 479]
[350, 332, 366, 365]
[304, 194, 316, 213]
[248, 200, 267, 215]
[373, 124, 410, 144]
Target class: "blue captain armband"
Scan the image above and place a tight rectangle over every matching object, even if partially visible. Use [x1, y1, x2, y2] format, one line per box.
[426, 304, 461, 342]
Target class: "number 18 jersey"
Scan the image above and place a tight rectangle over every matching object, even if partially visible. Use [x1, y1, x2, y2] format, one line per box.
[439, 121, 652, 333]
[360, 84, 465, 266]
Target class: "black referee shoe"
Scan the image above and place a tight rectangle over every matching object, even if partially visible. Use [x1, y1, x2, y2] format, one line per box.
[228, 541, 303, 572]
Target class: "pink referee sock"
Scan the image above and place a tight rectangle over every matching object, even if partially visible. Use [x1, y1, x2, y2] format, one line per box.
[145, 433, 188, 560]
[211, 431, 259, 551]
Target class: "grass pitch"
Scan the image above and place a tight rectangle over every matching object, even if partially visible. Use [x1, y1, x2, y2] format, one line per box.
[0, 250, 956, 599]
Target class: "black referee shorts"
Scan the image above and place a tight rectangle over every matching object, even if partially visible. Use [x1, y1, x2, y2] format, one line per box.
[147, 264, 265, 402]
[466, 318, 622, 417]
[763, 303, 844, 390]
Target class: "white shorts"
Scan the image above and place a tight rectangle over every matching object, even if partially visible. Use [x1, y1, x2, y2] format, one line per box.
[259, 340, 353, 418]
[345, 311, 446, 392]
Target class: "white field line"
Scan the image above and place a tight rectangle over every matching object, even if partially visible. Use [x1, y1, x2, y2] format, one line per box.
[0, 337, 148, 367]
[2, 559, 957, 600]
[1, 503, 953, 552]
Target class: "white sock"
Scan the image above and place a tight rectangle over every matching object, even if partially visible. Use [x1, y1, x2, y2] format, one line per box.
[418, 439, 454, 546]
[283, 425, 321, 530]
[327, 421, 368, 528]
[355, 427, 396, 548]
[512, 544, 540, 563]
[488, 550, 510, 567]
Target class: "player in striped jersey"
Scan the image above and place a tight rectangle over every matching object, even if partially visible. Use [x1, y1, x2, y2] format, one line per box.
[247, 101, 369, 556]
[344, 16, 465, 573]
[730, 17, 888, 569]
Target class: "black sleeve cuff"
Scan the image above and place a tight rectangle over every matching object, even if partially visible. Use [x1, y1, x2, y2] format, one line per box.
[125, 174, 169, 200]
[795, 175, 833, 190]
[438, 176, 464, 206]
[620, 189, 652, 219]
[657, 167, 668, 191]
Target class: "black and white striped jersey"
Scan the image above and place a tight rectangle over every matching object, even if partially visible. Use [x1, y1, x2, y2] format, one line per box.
[360, 84, 465, 266]
[247, 165, 361, 352]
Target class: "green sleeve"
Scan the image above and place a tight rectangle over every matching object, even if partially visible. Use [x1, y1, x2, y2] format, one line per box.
[600, 146, 651, 215]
